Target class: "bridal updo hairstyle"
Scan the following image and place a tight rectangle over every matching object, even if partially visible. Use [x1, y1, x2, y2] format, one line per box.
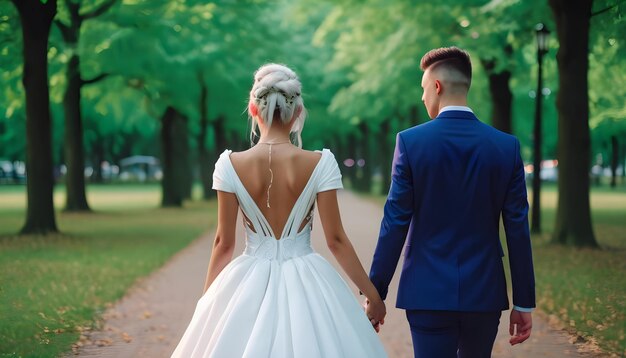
[248, 64, 306, 148]
[419, 46, 472, 89]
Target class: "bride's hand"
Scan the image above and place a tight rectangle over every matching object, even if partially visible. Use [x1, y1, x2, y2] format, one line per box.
[365, 298, 386, 333]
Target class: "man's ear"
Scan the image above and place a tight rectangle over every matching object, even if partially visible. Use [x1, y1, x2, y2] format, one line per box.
[435, 79, 443, 95]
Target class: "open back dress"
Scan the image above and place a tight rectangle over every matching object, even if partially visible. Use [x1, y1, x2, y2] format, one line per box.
[171, 149, 387, 358]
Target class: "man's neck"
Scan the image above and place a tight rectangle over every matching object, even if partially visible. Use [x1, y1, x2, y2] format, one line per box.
[438, 98, 468, 112]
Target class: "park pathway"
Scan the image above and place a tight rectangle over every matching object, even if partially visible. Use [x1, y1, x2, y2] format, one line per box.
[71, 191, 606, 357]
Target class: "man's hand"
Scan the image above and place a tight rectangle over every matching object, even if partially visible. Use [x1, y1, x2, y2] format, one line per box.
[363, 298, 386, 333]
[509, 310, 532, 345]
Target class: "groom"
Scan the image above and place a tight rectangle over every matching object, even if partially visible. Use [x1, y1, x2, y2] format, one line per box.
[367, 47, 535, 357]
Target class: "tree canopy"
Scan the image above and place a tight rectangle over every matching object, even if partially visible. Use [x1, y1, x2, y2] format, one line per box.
[2, 0, 625, 242]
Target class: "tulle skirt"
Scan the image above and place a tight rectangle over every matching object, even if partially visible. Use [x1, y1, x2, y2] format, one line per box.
[171, 252, 387, 358]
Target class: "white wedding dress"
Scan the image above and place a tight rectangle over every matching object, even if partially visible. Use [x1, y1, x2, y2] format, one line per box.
[171, 149, 387, 358]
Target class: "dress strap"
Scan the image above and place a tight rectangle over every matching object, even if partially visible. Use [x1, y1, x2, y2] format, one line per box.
[223, 151, 276, 238]
[280, 150, 327, 239]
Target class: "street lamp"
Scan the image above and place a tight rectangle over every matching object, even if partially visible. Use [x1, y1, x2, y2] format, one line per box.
[531, 23, 550, 234]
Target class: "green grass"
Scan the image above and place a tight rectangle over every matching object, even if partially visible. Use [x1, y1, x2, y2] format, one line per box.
[2, 183, 624, 356]
[0, 184, 216, 357]
[366, 184, 626, 357]
[529, 185, 626, 357]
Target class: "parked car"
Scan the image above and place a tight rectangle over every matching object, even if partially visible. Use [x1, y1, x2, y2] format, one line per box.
[0, 160, 26, 184]
[524, 159, 558, 182]
[0, 160, 12, 183]
[118, 155, 162, 182]
[100, 161, 120, 181]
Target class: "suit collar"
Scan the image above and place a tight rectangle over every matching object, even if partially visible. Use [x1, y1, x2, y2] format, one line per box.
[440, 105, 473, 113]
[435, 110, 478, 121]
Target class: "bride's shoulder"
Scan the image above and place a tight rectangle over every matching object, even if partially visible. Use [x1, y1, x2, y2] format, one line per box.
[226, 148, 253, 158]
[299, 148, 324, 159]
[291, 149, 323, 171]
[216, 149, 235, 158]
[221, 148, 256, 165]
[215, 149, 231, 165]
[299, 149, 340, 173]
[315, 149, 339, 164]
[302, 148, 337, 159]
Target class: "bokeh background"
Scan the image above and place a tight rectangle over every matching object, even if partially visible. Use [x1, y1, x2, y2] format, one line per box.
[1, 0, 625, 357]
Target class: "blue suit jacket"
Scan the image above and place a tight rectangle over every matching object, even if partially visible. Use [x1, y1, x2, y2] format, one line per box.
[370, 110, 535, 312]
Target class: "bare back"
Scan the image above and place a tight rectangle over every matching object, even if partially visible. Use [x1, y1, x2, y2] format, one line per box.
[229, 145, 322, 238]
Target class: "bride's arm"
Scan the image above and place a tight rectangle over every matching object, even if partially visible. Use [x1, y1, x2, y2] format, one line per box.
[203, 191, 239, 293]
[317, 190, 386, 323]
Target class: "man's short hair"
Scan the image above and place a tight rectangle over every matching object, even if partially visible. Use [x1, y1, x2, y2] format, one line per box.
[420, 46, 472, 85]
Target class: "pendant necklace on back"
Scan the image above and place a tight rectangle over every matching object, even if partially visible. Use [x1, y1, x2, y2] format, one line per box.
[257, 141, 291, 208]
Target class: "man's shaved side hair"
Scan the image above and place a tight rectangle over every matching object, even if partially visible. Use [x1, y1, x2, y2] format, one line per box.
[420, 47, 472, 89]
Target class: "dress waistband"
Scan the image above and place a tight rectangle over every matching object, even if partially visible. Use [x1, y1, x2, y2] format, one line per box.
[243, 228, 314, 262]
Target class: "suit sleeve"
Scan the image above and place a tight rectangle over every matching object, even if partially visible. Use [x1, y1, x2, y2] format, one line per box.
[369, 133, 414, 300]
[502, 138, 536, 309]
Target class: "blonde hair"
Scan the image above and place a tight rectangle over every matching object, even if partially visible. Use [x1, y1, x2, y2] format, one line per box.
[248, 63, 306, 147]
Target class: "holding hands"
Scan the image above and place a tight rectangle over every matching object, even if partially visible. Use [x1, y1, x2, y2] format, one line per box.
[363, 297, 386, 333]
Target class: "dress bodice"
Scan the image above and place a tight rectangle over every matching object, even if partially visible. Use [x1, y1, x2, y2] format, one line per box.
[212, 148, 343, 262]
[242, 226, 315, 262]
[173, 149, 387, 357]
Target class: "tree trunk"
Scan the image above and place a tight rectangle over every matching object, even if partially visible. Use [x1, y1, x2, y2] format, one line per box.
[610, 135, 618, 188]
[531, 47, 546, 234]
[12, 0, 59, 234]
[197, 73, 215, 200]
[622, 141, 626, 185]
[230, 125, 247, 152]
[549, 0, 597, 247]
[160, 107, 189, 207]
[198, 119, 214, 200]
[213, 115, 227, 153]
[91, 132, 105, 183]
[481, 58, 513, 134]
[356, 121, 372, 193]
[63, 54, 90, 211]
[183, 139, 193, 200]
[380, 119, 392, 195]
[57, 1, 115, 209]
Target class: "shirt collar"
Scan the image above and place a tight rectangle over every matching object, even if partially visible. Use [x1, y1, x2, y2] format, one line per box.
[439, 105, 473, 114]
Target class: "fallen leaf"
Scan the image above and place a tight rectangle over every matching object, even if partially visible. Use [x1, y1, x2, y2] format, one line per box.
[96, 338, 113, 347]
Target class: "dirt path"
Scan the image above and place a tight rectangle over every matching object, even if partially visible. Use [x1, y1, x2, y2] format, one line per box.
[71, 191, 607, 357]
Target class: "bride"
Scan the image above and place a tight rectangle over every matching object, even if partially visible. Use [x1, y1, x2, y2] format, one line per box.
[171, 63, 387, 358]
